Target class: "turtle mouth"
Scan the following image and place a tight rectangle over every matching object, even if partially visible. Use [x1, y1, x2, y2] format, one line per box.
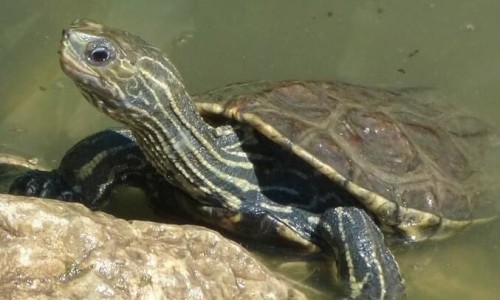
[59, 29, 101, 86]
[59, 46, 99, 85]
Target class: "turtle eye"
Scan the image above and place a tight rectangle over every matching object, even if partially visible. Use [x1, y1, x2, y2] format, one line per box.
[85, 39, 115, 66]
[90, 47, 110, 62]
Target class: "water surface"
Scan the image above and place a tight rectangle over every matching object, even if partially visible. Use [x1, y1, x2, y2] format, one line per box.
[1, 1, 498, 299]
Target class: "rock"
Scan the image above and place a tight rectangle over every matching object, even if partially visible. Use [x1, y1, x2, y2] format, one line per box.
[0, 194, 306, 300]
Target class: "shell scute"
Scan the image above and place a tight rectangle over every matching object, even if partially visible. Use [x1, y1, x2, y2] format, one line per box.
[343, 108, 420, 175]
[299, 131, 354, 180]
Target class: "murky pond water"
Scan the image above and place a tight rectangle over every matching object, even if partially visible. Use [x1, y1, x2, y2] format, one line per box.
[1, 1, 499, 299]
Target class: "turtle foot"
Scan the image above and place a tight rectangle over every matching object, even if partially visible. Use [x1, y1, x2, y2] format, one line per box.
[9, 170, 80, 202]
[319, 207, 406, 299]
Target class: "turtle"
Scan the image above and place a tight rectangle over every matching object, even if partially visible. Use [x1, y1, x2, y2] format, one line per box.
[9, 19, 495, 299]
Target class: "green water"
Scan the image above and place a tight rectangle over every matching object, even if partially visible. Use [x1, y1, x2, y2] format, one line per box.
[0, 1, 498, 299]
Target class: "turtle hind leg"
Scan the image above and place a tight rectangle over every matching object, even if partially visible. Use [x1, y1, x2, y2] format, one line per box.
[319, 207, 405, 300]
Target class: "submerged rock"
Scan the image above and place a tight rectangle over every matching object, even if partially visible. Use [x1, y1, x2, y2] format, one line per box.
[0, 194, 306, 300]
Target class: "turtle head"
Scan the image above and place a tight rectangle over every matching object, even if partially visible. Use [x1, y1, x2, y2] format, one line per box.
[59, 19, 183, 123]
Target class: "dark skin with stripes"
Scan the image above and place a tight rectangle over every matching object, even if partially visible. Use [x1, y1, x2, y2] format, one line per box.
[9, 19, 494, 299]
[11, 127, 403, 299]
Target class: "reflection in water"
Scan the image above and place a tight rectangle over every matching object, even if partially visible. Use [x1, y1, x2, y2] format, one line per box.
[0, 1, 498, 299]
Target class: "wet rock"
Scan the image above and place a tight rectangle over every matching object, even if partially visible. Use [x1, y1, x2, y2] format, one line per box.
[0, 194, 306, 300]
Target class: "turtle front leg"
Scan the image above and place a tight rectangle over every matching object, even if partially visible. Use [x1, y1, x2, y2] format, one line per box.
[170, 198, 405, 299]
[9, 169, 78, 201]
[319, 207, 405, 299]
[9, 128, 168, 210]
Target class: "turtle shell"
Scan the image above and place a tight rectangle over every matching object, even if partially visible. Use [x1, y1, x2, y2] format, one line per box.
[196, 81, 493, 241]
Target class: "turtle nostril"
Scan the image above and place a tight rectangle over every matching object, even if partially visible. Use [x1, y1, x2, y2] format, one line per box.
[62, 29, 67, 38]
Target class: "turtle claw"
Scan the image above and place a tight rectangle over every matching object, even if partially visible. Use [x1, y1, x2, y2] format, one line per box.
[9, 170, 80, 201]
